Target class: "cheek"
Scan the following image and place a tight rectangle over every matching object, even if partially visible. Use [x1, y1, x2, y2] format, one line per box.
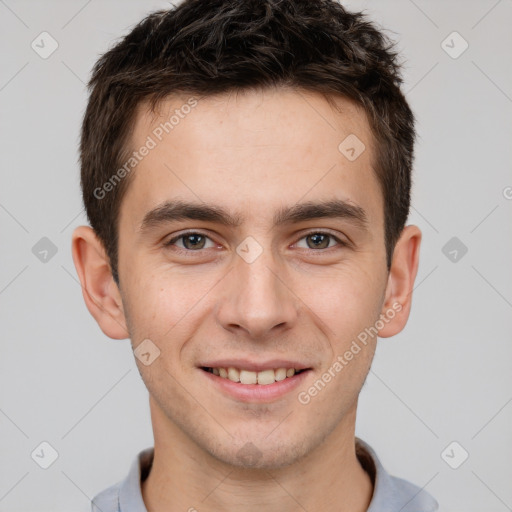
[301, 265, 385, 339]
[122, 269, 218, 343]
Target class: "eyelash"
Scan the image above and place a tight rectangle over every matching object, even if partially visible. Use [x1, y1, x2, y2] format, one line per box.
[164, 230, 347, 255]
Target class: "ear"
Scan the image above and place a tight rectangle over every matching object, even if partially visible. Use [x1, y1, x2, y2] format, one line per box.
[377, 224, 422, 338]
[71, 225, 129, 340]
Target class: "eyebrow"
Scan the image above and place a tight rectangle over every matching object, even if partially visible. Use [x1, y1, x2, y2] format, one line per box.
[138, 198, 369, 233]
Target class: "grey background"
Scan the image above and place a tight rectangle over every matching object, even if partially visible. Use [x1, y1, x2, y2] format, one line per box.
[1, 0, 511, 510]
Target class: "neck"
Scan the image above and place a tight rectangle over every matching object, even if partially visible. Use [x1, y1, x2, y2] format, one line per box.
[142, 400, 373, 512]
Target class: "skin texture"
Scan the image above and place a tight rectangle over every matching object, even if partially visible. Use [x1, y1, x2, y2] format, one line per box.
[72, 87, 421, 512]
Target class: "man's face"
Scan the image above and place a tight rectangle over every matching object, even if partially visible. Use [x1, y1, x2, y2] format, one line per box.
[116, 88, 389, 468]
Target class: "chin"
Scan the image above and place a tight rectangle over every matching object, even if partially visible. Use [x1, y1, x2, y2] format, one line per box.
[208, 437, 312, 470]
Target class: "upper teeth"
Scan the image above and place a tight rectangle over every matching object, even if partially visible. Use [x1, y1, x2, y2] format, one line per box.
[209, 367, 298, 385]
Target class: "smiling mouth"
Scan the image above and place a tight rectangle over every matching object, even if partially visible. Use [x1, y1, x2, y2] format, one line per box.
[201, 366, 308, 385]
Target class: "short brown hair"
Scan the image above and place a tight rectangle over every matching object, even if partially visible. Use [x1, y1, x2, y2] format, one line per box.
[80, 0, 415, 284]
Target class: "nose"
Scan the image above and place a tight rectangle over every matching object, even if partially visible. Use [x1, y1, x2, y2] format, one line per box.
[214, 245, 299, 340]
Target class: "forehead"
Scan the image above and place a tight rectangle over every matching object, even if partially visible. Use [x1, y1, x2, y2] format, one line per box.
[119, 87, 382, 233]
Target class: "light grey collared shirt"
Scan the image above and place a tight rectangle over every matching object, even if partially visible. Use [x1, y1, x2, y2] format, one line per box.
[91, 437, 439, 512]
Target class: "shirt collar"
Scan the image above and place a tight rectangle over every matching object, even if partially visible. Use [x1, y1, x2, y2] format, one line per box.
[356, 437, 438, 512]
[118, 447, 153, 512]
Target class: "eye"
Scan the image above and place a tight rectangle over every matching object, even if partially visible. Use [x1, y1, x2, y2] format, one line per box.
[295, 231, 346, 250]
[164, 230, 347, 255]
[165, 232, 217, 251]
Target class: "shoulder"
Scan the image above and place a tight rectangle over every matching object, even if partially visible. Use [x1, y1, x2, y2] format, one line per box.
[384, 474, 439, 512]
[89, 447, 153, 512]
[91, 481, 121, 512]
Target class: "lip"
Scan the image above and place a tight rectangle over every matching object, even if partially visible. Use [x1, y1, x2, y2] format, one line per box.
[199, 359, 311, 372]
[200, 366, 312, 403]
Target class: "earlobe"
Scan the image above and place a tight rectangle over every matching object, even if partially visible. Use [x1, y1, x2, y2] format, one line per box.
[378, 224, 422, 338]
[71, 225, 129, 340]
